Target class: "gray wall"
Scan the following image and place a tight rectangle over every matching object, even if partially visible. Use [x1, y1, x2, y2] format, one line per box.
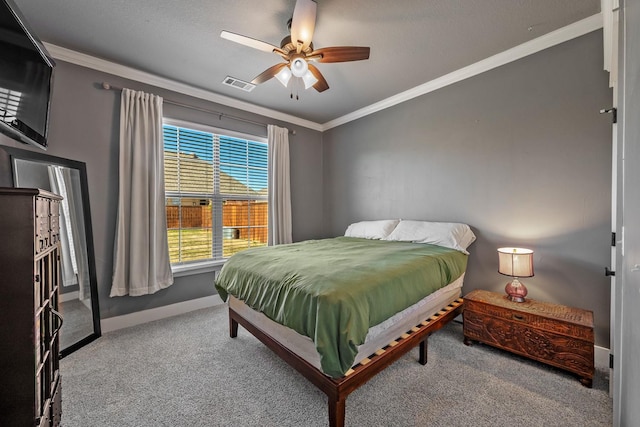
[0, 60, 324, 318]
[322, 31, 613, 347]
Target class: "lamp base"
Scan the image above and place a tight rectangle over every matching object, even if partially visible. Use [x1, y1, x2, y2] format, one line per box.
[505, 278, 527, 303]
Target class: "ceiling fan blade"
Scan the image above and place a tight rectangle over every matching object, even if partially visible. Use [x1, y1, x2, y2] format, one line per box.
[290, 0, 317, 52]
[307, 63, 329, 92]
[220, 31, 280, 53]
[251, 63, 288, 84]
[309, 46, 370, 63]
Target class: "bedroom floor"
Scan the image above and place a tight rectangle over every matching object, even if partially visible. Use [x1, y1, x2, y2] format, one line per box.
[60, 304, 612, 426]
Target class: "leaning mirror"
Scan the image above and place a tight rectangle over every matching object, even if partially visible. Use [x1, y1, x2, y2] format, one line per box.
[1, 146, 101, 357]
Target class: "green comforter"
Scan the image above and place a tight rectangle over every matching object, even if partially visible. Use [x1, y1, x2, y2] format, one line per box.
[215, 237, 467, 377]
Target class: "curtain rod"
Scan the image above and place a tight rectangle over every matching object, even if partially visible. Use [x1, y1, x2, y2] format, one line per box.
[100, 82, 295, 135]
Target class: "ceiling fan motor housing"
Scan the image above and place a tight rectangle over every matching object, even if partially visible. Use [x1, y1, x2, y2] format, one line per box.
[280, 35, 314, 55]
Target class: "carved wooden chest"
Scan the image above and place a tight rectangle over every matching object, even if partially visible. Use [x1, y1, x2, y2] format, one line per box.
[463, 289, 594, 387]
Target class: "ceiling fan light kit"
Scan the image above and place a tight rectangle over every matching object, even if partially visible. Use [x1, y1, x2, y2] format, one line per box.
[220, 0, 370, 95]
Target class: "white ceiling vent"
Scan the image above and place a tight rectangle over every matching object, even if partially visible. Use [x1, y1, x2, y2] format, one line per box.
[222, 76, 256, 92]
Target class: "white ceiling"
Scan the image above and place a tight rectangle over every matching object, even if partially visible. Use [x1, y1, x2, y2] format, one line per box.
[13, 0, 601, 126]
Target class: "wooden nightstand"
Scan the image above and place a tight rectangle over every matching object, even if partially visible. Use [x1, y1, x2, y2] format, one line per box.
[463, 289, 595, 387]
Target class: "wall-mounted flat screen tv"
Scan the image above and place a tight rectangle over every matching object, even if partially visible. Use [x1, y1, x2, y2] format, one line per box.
[0, 0, 55, 150]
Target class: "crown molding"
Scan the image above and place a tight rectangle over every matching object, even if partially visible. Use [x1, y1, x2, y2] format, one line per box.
[43, 43, 324, 132]
[322, 13, 603, 131]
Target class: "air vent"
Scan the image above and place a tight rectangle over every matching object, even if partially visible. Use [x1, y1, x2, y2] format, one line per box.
[222, 76, 256, 92]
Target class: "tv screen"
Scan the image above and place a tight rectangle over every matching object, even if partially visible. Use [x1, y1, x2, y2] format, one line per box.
[0, 0, 54, 149]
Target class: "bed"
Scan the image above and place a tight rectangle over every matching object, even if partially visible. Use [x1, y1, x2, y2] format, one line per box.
[215, 220, 475, 427]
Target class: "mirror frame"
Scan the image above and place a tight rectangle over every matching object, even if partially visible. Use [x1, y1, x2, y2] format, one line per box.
[2, 146, 101, 357]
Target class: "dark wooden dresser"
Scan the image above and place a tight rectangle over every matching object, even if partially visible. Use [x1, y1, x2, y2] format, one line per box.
[0, 188, 63, 426]
[463, 289, 594, 387]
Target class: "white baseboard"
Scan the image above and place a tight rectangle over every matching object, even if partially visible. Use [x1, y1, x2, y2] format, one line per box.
[101, 294, 224, 333]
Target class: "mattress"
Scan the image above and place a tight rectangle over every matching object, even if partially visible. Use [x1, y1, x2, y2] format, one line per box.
[216, 237, 468, 377]
[229, 273, 464, 374]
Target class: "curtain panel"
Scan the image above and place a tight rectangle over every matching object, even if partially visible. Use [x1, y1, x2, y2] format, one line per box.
[267, 125, 292, 245]
[111, 89, 173, 297]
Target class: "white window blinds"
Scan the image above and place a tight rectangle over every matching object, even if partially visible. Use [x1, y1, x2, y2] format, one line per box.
[163, 123, 268, 264]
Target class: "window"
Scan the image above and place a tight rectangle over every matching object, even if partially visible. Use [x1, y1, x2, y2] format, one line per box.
[163, 121, 268, 265]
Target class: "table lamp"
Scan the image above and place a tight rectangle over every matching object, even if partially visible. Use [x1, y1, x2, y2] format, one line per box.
[498, 247, 534, 302]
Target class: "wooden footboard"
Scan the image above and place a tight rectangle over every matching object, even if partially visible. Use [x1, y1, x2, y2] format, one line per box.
[229, 297, 464, 427]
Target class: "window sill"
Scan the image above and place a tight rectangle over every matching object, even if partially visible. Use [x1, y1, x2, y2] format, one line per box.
[171, 259, 227, 278]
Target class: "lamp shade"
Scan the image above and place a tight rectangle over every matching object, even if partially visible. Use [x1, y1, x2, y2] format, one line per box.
[290, 57, 309, 77]
[498, 247, 534, 278]
[301, 69, 318, 89]
[275, 66, 292, 87]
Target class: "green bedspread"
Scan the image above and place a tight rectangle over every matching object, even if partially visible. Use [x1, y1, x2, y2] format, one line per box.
[215, 237, 467, 377]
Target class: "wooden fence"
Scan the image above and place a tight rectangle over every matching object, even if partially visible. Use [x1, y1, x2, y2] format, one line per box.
[166, 201, 268, 243]
[166, 205, 211, 228]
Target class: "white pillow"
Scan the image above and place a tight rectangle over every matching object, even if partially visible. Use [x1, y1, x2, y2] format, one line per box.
[344, 219, 400, 240]
[384, 220, 476, 254]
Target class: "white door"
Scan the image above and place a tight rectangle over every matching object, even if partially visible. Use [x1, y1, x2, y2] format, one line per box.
[613, 0, 640, 424]
[609, 112, 619, 397]
[603, 0, 621, 398]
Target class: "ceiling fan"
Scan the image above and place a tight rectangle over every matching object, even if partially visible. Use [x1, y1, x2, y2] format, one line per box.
[220, 0, 370, 94]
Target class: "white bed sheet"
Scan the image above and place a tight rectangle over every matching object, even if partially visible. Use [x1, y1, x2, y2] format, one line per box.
[229, 273, 464, 373]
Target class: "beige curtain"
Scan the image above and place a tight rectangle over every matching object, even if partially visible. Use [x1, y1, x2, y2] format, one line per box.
[267, 125, 292, 245]
[110, 89, 173, 297]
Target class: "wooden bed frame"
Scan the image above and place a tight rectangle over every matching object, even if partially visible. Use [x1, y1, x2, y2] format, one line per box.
[228, 297, 464, 427]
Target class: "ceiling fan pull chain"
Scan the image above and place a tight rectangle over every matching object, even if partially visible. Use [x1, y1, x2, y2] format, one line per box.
[290, 79, 300, 100]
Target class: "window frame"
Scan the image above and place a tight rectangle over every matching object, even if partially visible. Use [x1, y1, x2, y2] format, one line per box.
[163, 118, 268, 276]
